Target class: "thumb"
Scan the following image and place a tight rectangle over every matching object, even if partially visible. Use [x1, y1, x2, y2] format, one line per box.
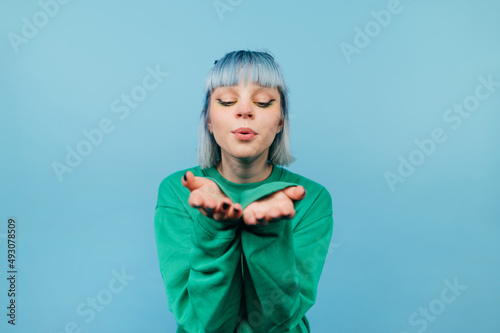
[282, 186, 306, 201]
[181, 171, 207, 192]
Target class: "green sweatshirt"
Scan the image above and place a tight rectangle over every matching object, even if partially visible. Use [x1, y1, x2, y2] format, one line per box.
[154, 164, 333, 333]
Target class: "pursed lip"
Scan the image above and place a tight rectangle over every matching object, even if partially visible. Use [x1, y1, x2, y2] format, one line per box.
[232, 127, 257, 135]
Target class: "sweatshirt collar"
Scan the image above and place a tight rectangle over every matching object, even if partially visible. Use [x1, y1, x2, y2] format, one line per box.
[203, 163, 282, 191]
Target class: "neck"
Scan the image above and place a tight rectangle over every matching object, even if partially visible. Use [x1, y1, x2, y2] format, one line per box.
[217, 153, 272, 184]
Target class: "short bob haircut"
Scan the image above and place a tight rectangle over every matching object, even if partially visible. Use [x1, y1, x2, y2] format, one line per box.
[198, 50, 295, 169]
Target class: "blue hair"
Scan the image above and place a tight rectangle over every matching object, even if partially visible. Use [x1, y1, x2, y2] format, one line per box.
[205, 51, 287, 93]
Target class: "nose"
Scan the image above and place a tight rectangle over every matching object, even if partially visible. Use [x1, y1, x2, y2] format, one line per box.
[236, 99, 254, 119]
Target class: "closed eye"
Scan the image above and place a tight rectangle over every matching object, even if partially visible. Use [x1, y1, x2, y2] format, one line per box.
[255, 99, 275, 108]
[217, 99, 236, 107]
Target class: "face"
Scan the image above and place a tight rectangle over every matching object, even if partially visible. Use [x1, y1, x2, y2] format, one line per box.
[207, 78, 283, 163]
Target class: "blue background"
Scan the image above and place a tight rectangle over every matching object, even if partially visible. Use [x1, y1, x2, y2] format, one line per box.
[1, 0, 499, 332]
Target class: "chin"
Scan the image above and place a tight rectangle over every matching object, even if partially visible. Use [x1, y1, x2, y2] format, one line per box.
[235, 151, 268, 162]
[222, 146, 268, 161]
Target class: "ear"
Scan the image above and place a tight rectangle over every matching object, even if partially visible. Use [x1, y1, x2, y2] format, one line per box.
[206, 113, 213, 134]
[276, 117, 284, 134]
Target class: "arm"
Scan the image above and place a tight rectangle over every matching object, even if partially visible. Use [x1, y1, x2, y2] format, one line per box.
[237, 186, 333, 332]
[154, 178, 242, 333]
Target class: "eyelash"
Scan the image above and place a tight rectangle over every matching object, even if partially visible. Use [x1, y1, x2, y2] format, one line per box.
[217, 99, 275, 108]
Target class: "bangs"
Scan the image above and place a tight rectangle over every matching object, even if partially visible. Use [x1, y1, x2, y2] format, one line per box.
[205, 51, 286, 93]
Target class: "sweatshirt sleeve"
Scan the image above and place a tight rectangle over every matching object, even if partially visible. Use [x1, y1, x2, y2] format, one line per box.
[237, 186, 333, 333]
[154, 177, 242, 333]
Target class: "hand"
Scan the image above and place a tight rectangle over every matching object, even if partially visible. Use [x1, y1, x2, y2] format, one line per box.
[182, 171, 243, 222]
[242, 186, 306, 226]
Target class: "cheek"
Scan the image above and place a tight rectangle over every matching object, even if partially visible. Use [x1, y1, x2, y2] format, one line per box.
[268, 112, 283, 129]
[208, 107, 222, 128]
[210, 114, 227, 132]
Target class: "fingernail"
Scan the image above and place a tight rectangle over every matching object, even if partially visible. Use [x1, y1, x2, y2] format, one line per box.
[283, 214, 290, 219]
[302, 189, 307, 197]
[234, 207, 240, 213]
[222, 203, 229, 210]
[183, 173, 187, 181]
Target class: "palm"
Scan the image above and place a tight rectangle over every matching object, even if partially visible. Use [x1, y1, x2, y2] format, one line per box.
[242, 186, 306, 225]
[182, 171, 242, 222]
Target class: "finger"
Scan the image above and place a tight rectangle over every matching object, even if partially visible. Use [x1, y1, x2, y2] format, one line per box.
[256, 217, 267, 226]
[253, 209, 267, 225]
[188, 190, 212, 208]
[258, 219, 268, 226]
[213, 200, 231, 221]
[267, 207, 282, 223]
[243, 208, 257, 225]
[232, 203, 243, 220]
[223, 201, 243, 222]
[204, 197, 217, 211]
[282, 185, 306, 201]
[278, 198, 296, 219]
[201, 207, 214, 217]
[280, 208, 295, 219]
[267, 197, 295, 221]
[181, 171, 193, 189]
[201, 197, 217, 217]
[194, 195, 217, 216]
[182, 171, 207, 192]
[220, 203, 243, 222]
[188, 191, 203, 208]
[194, 200, 214, 218]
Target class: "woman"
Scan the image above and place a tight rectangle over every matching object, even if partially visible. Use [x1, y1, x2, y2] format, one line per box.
[154, 50, 333, 332]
